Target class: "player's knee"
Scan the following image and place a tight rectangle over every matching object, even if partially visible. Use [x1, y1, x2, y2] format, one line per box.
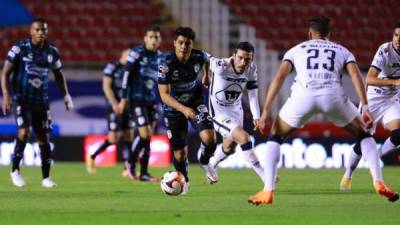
[18, 129, 30, 140]
[267, 134, 284, 144]
[237, 133, 250, 145]
[200, 130, 216, 145]
[390, 128, 400, 146]
[173, 149, 186, 161]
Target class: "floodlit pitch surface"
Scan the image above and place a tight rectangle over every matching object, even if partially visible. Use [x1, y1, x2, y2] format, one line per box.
[0, 163, 399, 225]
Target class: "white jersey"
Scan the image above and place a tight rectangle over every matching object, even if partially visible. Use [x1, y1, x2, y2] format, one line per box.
[209, 57, 258, 108]
[284, 39, 356, 96]
[367, 42, 400, 97]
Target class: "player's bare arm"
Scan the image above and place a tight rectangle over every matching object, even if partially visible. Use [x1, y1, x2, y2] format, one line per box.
[1, 60, 15, 115]
[366, 67, 400, 86]
[103, 76, 119, 114]
[158, 84, 195, 119]
[257, 60, 292, 133]
[346, 62, 373, 128]
[53, 69, 73, 111]
[201, 60, 211, 88]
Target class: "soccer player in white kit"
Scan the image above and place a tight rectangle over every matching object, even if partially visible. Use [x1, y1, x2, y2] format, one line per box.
[340, 22, 400, 191]
[248, 16, 399, 205]
[206, 42, 264, 183]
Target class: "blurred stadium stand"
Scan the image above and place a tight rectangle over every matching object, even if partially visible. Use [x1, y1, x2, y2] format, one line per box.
[223, 0, 398, 65]
[0, 0, 175, 66]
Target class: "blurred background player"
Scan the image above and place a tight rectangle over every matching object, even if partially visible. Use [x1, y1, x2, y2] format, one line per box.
[1, 18, 74, 188]
[340, 21, 400, 191]
[86, 49, 134, 175]
[158, 27, 217, 193]
[248, 16, 398, 205]
[206, 42, 264, 183]
[118, 26, 163, 182]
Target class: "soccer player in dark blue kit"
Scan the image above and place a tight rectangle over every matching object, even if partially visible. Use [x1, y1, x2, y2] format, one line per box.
[1, 18, 74, 188]
[86, 49, 135, 175]
[118, 26, 163, 182]
[158, 27, 218, 194]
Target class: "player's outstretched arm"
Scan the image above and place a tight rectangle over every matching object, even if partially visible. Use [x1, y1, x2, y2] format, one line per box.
[257, 61, 291, 133]
[103, 76, 119, 114]
[53, 69, 73, 111]
[1, 60, 14, 115]
[158, 84, 195, 119]
[346, 62, 373, 128]
[260, 61, 292, 119]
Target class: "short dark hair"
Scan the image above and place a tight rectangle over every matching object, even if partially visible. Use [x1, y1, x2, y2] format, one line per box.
[235, 42, 254, 54]
[175, 27, 195, 41]
[394, 21, 400, 30]
[146, 25, 161, 33]
[31, 17, 47, 25]
[309, 16, 331, 37]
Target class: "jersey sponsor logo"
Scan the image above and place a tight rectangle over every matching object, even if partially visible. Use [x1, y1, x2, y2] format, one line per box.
[176, 93, 191, 102]
[25, 65, 49, 77]
[172, 70, 179, 77]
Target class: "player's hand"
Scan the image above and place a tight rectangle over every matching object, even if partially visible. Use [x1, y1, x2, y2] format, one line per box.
[253, 119, 260, 131]
[256, 119, 270, 136]
[111, 103, 120, 114]
[362, 109, 373, 129]
[117, 100, 127, 114]
[64, 94, 74, 111]
[202, 74, 210, 88]
[182, 107, 196, 119]
[2, 94, 11, 115]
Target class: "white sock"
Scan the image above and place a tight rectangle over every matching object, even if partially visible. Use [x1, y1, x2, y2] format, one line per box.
[344, 150, 361, 179]
[242, 150, 264, 183]
[263, 141, 280, 192]
[360, 137, 383, 182]
[380, 137, 396, 156]
[209, 146, 229, 168]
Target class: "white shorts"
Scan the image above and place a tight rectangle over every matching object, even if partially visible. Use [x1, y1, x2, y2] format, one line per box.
[368, 94, 400, 134]
[279, 94, 359, 128]
[210, 104, 243, 139]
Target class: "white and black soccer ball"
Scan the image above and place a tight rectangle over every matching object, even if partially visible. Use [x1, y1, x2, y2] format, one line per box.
[160, 171, 186, 196]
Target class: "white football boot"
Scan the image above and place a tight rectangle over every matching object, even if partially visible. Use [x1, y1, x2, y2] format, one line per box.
[10, 170, 26, 188]
[42, 177, 57, 188]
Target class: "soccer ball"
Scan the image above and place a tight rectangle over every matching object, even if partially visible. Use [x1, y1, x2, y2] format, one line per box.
[160, 171, 186, 196]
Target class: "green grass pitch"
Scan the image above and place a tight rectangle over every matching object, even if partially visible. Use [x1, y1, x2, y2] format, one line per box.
[0, 163, 399, 225]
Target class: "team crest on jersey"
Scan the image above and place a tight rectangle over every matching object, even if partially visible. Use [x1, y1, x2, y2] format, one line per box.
[47, 54, 53, 63]
[194, 64, 200, 73]
[216, 83, 242, 104]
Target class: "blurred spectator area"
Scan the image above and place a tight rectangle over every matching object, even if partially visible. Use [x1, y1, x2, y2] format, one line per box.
[224, 0, 398, 65]
[0, 0, 174, 65]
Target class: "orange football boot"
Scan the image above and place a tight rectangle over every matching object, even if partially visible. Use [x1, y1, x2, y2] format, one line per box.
[248, 190, 274, 206]
[374, 181, 399, 202]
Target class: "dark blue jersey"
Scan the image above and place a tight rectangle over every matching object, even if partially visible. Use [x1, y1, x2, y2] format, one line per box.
[103, 61, 125, 105]
[122, 45, 164, 104]
[157, 49, 208, 117]
[7, 39, 62, 104]
[6, 38, 62, 105]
